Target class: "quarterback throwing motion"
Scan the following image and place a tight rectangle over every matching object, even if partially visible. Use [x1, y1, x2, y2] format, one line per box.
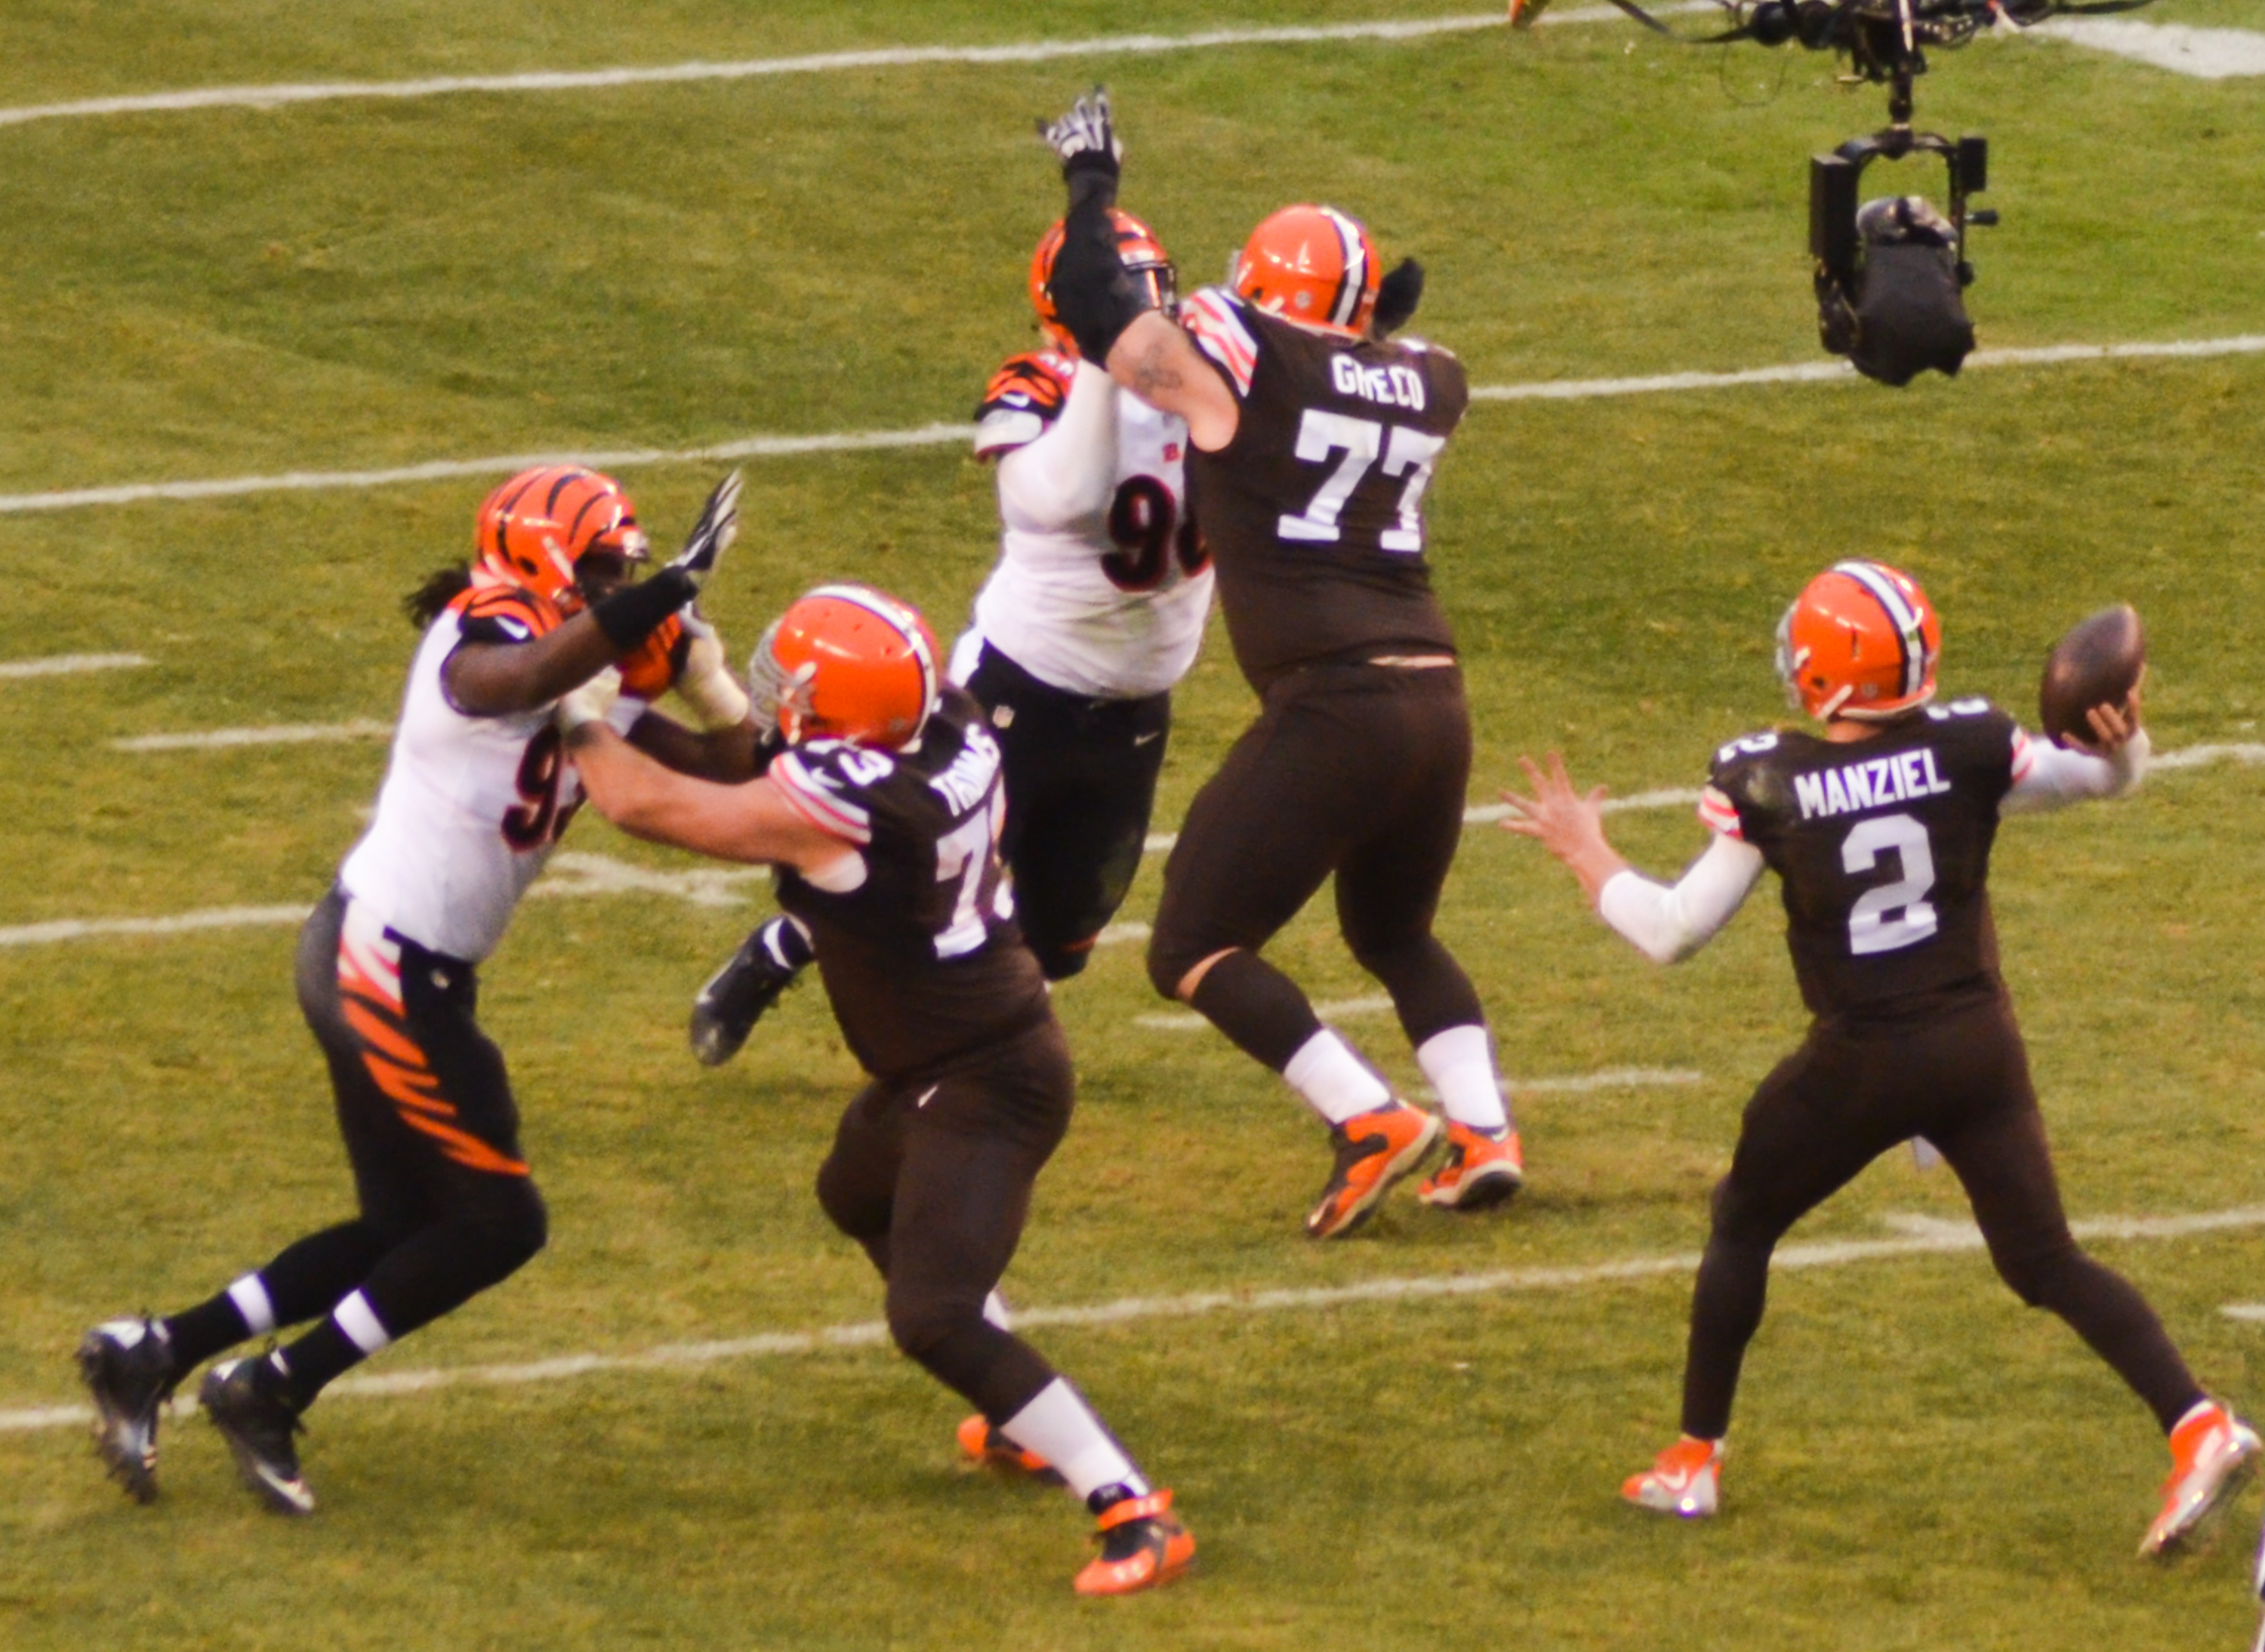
[1502, 560, 2257, 1552]
[1036, 90, 1521, 1238]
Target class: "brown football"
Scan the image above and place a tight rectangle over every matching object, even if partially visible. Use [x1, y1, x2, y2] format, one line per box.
[2039, 603, 2145, 749]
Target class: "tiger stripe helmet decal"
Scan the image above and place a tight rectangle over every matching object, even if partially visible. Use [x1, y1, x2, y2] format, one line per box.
[1030, 209, 1176, 357]
[472, 465, 649, 609]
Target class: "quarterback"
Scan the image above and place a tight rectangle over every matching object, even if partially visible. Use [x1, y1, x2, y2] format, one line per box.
[687, 208, 1213, 1060]
[78, 466, 751, 1514]
[569, 584, 1194, 1595]
[1502, 559, 2257, 1552]
[1037, 90, 1520, 1238]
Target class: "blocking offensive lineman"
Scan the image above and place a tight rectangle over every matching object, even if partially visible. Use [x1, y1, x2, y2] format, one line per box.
[1502, 560, 2257, 1552]
[1037, 91, 1520, 1237]
[76, 466, 751, 1513]
[686, 209, 1212, 1060]
[568, 584, 1194, 1596]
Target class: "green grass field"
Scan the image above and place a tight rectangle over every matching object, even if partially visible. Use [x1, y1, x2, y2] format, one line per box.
[3, 3, 2263, 1647]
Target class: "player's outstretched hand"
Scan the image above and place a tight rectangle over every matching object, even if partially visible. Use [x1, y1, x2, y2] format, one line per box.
[668, 470, 743, 590]
[1499, 753, 1611, 861]
[1040, 87, 1121, 209]
[2070, 675, 2144, 757]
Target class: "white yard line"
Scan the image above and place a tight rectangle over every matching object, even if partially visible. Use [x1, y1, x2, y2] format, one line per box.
[7, 335, 2264, 519]
[2031, 19, 2265, 79]
[1136, 992, 1396, 1031]
[0, 652, 150, 679]
[113, 718, 393, 752]
[2223, 1304, 2265, 1323]
[7, 1200, 2260, 1432]
[17, 743, 2260, 950]
[0, 8, 1707, 134]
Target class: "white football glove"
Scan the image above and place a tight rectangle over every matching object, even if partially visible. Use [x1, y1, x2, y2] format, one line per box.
[673, 607, 752, 730]
[1040, 88, 1121, 173]
[556, 665, 623, 735]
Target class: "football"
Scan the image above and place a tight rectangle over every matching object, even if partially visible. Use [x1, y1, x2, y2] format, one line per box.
[2039, 603, 2146, 748]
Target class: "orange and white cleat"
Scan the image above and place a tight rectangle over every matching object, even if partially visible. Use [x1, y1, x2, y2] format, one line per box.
[956, 1413, 1061, 1484]
[1074, 1488, 1197, 1597]
[1306, 1100, 1442, 1240]
[1507, 0, 1553, 26]
[2140, 1400, 2259, 1557]
[1418, 1123, 1525, 1212]
[1622, 1436, 1723, 1519]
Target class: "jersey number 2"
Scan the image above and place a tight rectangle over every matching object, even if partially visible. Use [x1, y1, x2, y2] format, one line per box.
[1841, 812, 1938, 957]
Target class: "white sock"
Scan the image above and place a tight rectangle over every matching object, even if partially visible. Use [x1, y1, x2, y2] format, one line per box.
[1283, 1029, 1391, 1126]
[998, 1378, 1149, 1502]
[227, 1274, 278, 1337]
[982, 1290, 1012, 1332]
[334, 1290, 393, 1356]
[1417, 1024, 1508, 1133]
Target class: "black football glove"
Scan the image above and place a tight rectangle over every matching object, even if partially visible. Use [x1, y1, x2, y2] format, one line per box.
[1039, 87, 1121, 212]
[1372, 258, 1425, 338]
[667, 468, 742, 590]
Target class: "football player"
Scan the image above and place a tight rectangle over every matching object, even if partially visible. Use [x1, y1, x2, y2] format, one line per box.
[566, 584, 1194, 1596]
[1034, 91, 1520, 1237]
[686, 211, 1213, 1064]
[77, 465, 752, 1515]
[1501, 559, 2258, 1551]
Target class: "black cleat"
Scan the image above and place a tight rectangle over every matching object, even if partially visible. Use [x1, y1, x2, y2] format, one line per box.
[201, 1356, 315, 1515]
[689, 920, 807, 1067]
[77, 1318, 178, 1503]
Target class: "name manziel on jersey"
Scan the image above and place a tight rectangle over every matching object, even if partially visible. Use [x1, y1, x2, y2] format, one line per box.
[1793, 747, 1954, 822]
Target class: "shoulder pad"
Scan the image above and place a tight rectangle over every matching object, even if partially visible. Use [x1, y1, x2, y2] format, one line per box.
[1179, 286, 1259, 398]
[1703, 729, 1794, 838]
[769, 741, 900, 846]
[973, 352, 1074, 455]
[453, 584, 563, 644]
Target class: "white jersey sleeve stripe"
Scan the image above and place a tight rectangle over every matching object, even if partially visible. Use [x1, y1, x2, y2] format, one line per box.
[1180, 288, 1258, 397]
[770, 751, 874, 845]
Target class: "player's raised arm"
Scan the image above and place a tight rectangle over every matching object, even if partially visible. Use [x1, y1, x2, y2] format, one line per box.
[1035, 90, 1239, 452]
[2003, 686, 2149, 815]
[1500, 753, 1764, 965]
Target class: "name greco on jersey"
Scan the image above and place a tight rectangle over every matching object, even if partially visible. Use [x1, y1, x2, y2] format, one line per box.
[1794, 747, 1952, 822]
[1329, 354, 1428, 412]
[927, 725, 1001, 815]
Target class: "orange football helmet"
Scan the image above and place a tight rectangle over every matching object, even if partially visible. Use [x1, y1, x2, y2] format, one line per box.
[473, 465, 649, 607]
[1777, 560, 1942, 721]
[1030, 209, 1176, 356]
[1231, 204, 1380, 336]
[753, 584, 941, 748]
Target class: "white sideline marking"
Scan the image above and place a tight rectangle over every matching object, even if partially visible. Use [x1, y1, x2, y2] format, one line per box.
[9, 1201, 2261, 1432]
[0, 652, 150, 680]
[0, 852, 762, 948]
[1467, 335, 2265, 404]
[8, 335, 2265, 519]
[1136, 991, 1395, 1031]
[1509, 1066, 1703, 1096]
[17, 741, 2256, 948]
[2032, 20, 2265, 79]
[113, 718, 393, 752]
[0, 7, 1702, 133]
[2223, 1304, 2265, 1323]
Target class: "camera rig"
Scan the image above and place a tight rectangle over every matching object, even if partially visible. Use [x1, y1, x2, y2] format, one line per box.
[1580, 0, 2156, 380]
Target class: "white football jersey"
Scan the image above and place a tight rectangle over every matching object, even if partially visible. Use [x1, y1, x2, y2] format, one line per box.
[338, 586, 627, 962]
[960, 351, 1214, 701]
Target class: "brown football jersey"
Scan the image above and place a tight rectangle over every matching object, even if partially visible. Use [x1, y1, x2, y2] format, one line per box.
[1701, 697, 2031, 1016]
[770, 688, 1051, 1079]
[1176, 286, 1468, 691]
